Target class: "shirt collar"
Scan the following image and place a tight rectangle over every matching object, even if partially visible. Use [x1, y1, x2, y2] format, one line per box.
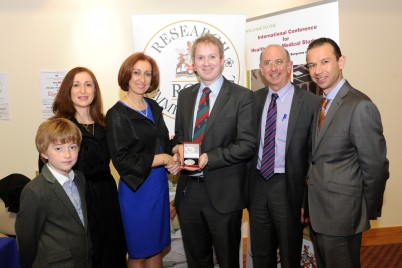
[324, 79, 346, 100]
[47, 164, 75, 185]
[269, 81, 293, 102]
[199, 75, 224, 96]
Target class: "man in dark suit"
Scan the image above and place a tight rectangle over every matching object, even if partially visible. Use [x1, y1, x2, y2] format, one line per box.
[172, 33, 257, 268]
[248, 44, 320, 268]
[16, 118, 92, 268]
[306, 37, 389, 268]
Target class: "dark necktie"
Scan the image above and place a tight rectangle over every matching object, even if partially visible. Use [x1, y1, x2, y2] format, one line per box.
[260, 93, 278, 180]
[193, 87, 211, 143]
[318, 97, 328, 129]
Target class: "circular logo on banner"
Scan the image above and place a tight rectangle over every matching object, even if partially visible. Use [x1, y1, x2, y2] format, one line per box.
[142, 20, 241, 134]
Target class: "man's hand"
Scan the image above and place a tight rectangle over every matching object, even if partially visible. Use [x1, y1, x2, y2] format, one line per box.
[301, 208, 309, 224]
[164, 154, 181, 175]
[173, 144, 184, 165]
[166, 162, 181, 175]
[182, 153, 208, 171]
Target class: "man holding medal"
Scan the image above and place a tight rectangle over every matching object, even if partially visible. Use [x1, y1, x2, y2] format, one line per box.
[172, 33, 257, 268]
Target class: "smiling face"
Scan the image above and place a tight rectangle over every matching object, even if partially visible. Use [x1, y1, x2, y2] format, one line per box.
[41, 142, 79, 176]
[259, 45, 292, 91]
[70, 72, 95, 110]
[193, 42, 224, 86]
[128, 60, 152, 97]
[306, 43, 345, 95]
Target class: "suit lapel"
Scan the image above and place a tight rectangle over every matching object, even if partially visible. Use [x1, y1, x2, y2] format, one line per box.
[286, 87, 303, 153]
[204, 79, 230, 136]
[256, 88, 268, 125]
[256, 86, 300, 152]
[255, 88, 269, 140]
[42, 166, 85, 228]
[74, 171, 88, 229]
[313, 84, 349, 153]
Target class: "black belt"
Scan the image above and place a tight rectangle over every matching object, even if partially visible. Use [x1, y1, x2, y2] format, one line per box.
[188, 176, 205, 183]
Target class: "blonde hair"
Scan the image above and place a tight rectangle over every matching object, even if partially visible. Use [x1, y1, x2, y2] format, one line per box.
[35, 118, 82, 154]
[191, 33, 224, 62]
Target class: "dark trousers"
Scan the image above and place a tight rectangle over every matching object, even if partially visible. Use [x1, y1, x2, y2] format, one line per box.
[310, 229, 362, 268]
[249, 173, 303, 268]
[177, 179, 242, 268]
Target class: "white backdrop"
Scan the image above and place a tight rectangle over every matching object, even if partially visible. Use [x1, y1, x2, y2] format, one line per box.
[131, 14, 246, 136]
[245, 1, 339, 267]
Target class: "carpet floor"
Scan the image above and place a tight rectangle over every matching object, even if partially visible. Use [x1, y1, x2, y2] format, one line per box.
[242, 240, 402, 267]
[361, 243, 402, 267]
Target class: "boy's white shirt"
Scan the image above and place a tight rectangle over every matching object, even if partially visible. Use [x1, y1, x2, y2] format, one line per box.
[47, 164, 75, 184]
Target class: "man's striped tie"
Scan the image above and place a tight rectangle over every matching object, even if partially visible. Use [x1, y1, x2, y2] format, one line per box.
[260, 93, 278, 180]
[318, 97, 328, 129]
[193, 87, 211, 143]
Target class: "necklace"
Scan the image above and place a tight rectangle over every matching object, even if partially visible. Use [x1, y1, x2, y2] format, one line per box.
[75, 113, 95, 135]
[127, 95, 148, 117]
[81, 123, 95, 135]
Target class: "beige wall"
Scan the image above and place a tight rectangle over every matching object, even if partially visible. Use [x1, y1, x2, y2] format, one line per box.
[0, 0, 401, 227]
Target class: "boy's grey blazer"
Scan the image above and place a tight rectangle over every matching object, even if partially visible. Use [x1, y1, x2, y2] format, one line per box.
[308, 80, 389, 236]
[16, 165, 92, 268]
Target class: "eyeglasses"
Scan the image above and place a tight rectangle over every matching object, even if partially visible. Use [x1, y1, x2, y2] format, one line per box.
[262, 59, 287, 67]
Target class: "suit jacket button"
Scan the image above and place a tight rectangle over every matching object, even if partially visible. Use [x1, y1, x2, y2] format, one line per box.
[312, 161, 316, 165]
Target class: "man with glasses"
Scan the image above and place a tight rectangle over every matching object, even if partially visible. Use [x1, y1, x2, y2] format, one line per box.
[248, 44, 320, 267]
[306, 37, 389, 268]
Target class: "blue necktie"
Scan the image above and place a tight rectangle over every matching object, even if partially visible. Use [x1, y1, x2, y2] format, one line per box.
[260, 93, 278, 180]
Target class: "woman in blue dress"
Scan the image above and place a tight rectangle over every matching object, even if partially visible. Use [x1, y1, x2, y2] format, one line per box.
[106, 52, 181, 268]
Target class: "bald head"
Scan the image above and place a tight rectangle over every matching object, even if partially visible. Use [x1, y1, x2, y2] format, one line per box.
[260, 45, 290, 65]
[259, 44, 293, 91]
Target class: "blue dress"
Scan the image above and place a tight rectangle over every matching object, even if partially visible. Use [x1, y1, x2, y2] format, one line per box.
[118, 103, 170, 259]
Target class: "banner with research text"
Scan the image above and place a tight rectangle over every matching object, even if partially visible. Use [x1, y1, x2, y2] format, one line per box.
[246, 0, 339, 95]
[132, 15, 246, 136]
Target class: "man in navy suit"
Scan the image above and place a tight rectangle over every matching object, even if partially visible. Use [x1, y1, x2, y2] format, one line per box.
[248, 44, 320, 268]
[172, 33, 257, 268]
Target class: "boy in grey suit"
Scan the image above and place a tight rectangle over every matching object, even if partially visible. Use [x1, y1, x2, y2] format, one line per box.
[16, 118, 92, 268]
